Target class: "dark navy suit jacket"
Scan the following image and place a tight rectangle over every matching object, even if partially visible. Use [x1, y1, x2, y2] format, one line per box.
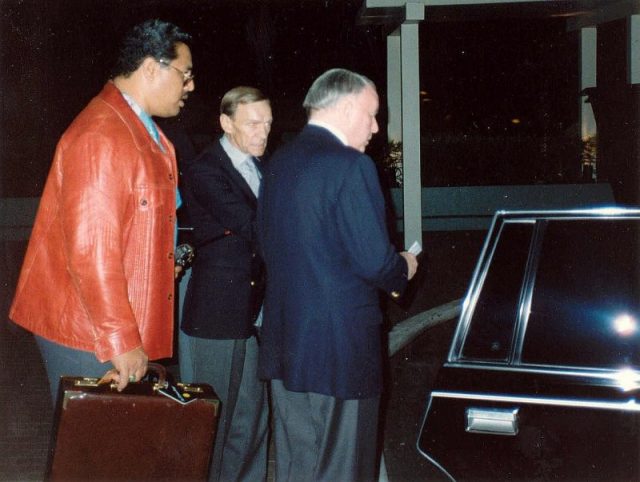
[257, 125, 407, 399]
[180, 140, 264, 339]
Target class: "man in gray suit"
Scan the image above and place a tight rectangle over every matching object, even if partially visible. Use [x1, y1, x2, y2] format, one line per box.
[180, 86, 272, 481]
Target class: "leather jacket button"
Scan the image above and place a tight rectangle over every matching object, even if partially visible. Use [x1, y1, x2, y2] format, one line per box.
[168, 293, 173, 301]
[168, 252, 173, 259]
[169, 174, 174, 181]
[140, 199, 148, 206]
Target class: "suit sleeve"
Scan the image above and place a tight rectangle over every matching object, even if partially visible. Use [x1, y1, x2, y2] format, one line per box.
[335, 154, 408, 296]
[185, 158, 256, 244]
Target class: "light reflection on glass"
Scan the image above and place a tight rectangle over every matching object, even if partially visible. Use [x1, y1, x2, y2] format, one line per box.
[589, 207, 629, 216]
[612, 313, 637, 337]
[613, 367, 640, 392]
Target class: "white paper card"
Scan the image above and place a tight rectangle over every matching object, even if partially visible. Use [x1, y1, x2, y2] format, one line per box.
[408, 240, 422, 256]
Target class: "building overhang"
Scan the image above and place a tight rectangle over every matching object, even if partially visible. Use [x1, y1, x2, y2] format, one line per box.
[357, 0, 639, 30]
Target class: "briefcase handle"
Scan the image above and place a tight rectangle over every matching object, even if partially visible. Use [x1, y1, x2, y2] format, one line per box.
[93, 363, 169, 392]
[145, 362, 168, 390]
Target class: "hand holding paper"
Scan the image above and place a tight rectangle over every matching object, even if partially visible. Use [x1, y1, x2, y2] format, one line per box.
[408, 240, 422, 256]
[400, 242, 419, 278]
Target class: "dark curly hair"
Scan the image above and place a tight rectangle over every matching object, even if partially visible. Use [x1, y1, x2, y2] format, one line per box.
[111, 19, 192, 78]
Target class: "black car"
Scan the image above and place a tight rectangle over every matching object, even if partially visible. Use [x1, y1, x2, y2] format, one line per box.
[418, 208, 640, 481]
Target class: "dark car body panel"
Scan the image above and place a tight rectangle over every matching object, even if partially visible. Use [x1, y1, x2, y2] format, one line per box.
[418, 209, 640, 481]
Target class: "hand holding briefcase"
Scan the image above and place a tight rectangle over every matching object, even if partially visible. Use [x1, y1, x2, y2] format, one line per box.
[46, 363, 219, 482]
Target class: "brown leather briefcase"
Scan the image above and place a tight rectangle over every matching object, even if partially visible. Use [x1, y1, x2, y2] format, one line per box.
[46, 363, 220, 481]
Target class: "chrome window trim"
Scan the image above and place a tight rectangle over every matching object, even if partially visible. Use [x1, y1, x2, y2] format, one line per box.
[510, 219, 544, 363]
[448, 214, 502, 359]
[446, 360, 633, 375]
[444, 361, 640, 386]
[451, 217, 536, 359]
[494, 207, 640, 218]
[430, 390, 640, 412]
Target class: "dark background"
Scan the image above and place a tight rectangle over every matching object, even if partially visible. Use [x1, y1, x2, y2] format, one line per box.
[1, 0, 387, 197]
[0, 0, 633, 197]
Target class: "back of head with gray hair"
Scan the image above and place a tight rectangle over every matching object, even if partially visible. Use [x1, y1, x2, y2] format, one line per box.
[303, 68, 375, 117]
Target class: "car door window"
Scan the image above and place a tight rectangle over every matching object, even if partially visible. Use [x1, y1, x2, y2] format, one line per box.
[461, 221, 534, 361]
[522, 219, 640, 368]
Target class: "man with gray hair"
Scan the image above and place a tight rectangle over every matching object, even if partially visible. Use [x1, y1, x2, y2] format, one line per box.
[258, 68, 418, 481]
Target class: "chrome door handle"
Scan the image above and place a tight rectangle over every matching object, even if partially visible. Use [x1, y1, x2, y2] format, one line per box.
[465, 407, 519, 436]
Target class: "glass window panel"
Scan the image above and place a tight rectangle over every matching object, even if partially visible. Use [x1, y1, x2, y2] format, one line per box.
[462, 222, 533, 361]
[522, 219, 640, 368]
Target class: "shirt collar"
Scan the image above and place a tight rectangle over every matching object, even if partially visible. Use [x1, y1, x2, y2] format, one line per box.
[120, 92, 162, 147]
[121, 93, 153, 129]
[308, 119, 348, 146]
[220, 134, 252, 170]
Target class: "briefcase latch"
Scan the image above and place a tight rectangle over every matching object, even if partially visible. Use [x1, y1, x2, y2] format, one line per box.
[74, 378, 101, 388]
[177, 383, 204, 393]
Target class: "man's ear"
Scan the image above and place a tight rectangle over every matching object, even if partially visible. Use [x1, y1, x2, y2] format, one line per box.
[339, 96, 357, 127]
[140, 57, 159, 81]
[340, 96, 354, 117]
[220, 113, 233, 134]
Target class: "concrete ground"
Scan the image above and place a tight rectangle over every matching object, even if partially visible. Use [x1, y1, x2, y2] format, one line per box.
[0, 230, 486, 481]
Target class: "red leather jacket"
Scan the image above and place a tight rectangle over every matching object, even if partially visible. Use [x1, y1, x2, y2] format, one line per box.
[10, 82, 178, 362]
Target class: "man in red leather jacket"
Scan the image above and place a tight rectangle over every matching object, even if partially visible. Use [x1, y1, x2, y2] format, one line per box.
[9, 19, 195, 401]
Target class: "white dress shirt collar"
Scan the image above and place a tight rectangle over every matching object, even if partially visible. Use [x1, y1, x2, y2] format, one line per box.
[308, 120, 348, 146]
[220, 134, 252, 170]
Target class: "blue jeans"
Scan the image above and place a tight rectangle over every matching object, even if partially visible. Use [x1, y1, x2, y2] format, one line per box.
[35, 336, 110, 406]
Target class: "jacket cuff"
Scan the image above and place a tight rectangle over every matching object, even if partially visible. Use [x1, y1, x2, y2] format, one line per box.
[94, 326, 143, 363]
[385, 255, 409, 300]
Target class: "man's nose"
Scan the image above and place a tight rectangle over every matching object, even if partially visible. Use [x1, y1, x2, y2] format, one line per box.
[372, 117, 379, 134]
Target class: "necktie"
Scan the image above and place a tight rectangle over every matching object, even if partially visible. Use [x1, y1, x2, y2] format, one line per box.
[241, 158, 261, 197]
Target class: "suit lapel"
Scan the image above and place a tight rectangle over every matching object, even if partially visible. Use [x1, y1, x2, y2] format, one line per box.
[212, 141, 258, 207]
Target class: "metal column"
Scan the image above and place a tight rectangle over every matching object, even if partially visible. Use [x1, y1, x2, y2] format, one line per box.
[629, 14, 639, 84]
[400, 3, 424, 248]
[387, 30, 402, 143]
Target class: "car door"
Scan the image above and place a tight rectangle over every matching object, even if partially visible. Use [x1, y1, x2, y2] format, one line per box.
[418, 213, 640, 481]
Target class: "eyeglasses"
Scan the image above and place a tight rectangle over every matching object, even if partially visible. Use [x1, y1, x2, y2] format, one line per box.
[158, 59, 194, 86]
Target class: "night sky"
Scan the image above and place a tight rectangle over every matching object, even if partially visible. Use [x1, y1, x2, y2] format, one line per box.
[1, 0, 387, 196]
[1, 0, 625, 197]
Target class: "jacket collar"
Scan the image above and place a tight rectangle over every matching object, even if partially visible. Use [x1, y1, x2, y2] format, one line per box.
[98, 82, 174, 157]
[307, 120, 348, 146]
[301, 123, 347, 148]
